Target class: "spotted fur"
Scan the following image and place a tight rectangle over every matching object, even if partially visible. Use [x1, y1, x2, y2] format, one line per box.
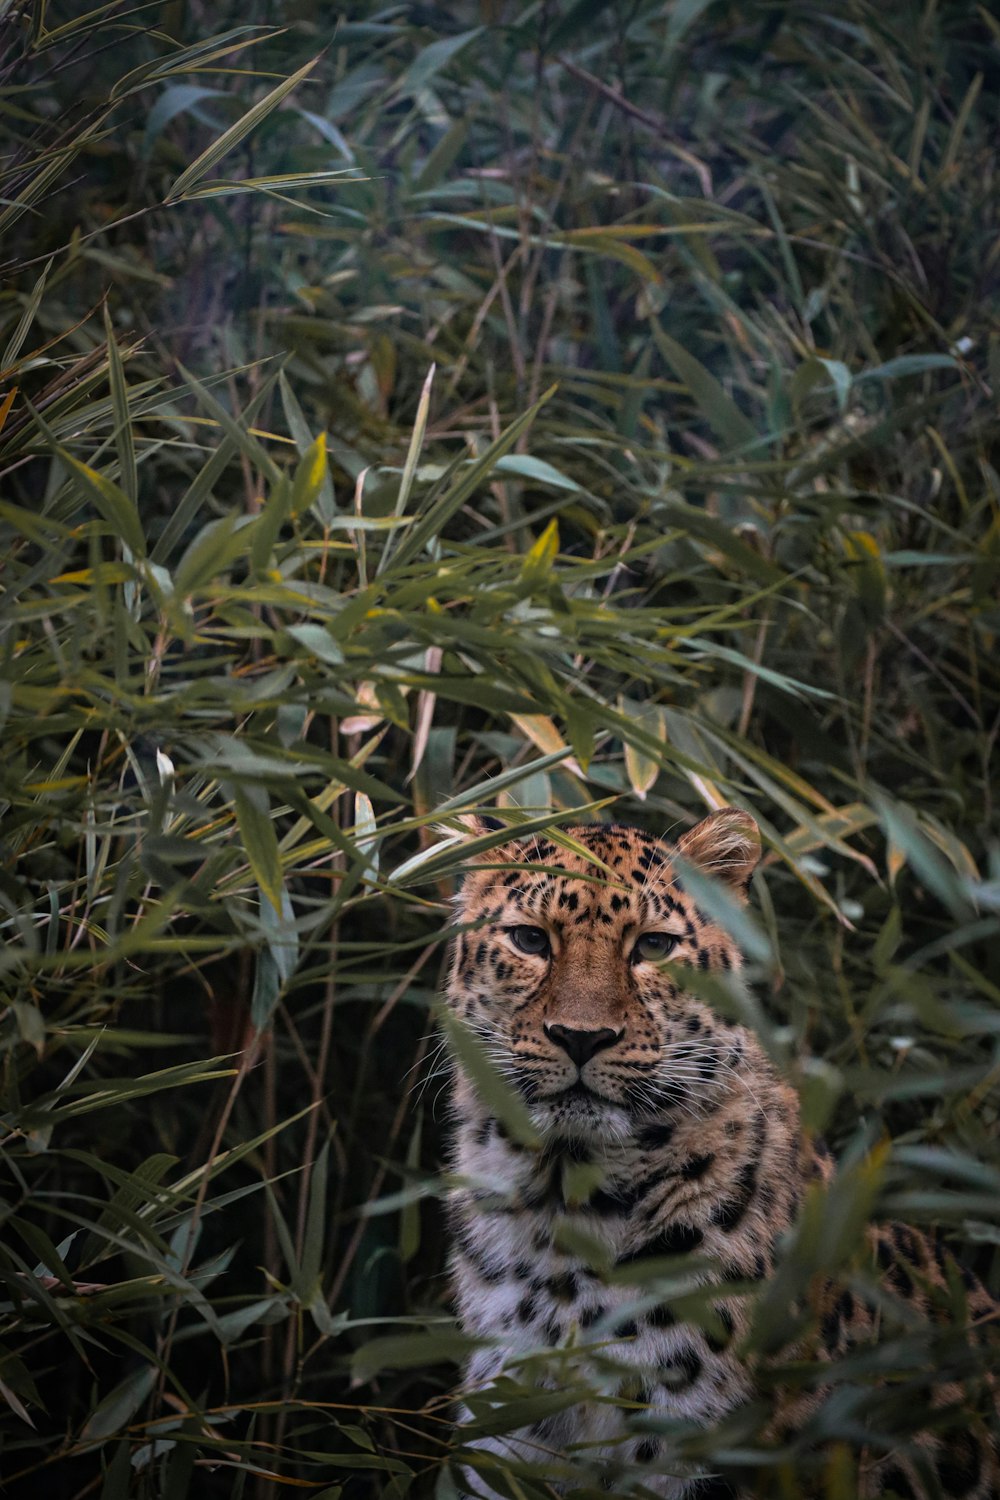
[443, 811, 998, 1498]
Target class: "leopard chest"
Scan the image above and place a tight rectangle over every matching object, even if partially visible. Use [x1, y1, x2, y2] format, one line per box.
[450, 1122, 749, 1426]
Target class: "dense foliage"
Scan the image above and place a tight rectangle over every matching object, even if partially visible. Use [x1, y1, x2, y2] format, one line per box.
[1, 1, 998, 1495]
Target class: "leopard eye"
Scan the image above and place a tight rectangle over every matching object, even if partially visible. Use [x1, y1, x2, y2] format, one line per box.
[508, 925, 551, 958]
[632, 932, 677, 964]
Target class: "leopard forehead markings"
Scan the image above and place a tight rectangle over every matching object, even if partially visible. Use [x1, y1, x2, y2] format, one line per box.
[441, 812, 999, 1500]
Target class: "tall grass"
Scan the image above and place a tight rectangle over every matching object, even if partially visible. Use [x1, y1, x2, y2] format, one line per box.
[0, 2, 997, 1495]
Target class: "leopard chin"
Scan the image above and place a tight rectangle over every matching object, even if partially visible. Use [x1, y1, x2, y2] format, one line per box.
[528, 1090, 632, 1143]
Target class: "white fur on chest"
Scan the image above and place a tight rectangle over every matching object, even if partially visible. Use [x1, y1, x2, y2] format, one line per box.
[451, 1127, 735, 1423]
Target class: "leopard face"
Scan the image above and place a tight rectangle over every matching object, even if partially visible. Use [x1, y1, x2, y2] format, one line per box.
[446, 809, 761, 1144]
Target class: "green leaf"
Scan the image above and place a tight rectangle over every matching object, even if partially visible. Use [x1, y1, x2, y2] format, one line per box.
[260, 883, 298, 990]
[286, 623, 345, 666]
[351, 1329, 481, 1383]
[857, 354, 958, 382]
[299, 1141, 330, 1299]
[174, 513, 248, 596]
[620, 701, 666, 800]
[352, 792, 379, 884]
[873, 794, 975, 919]
[103, 304, 137, 507]
[175, 361, 282, 485]
[441, 1011, 541, 1150]
[519, 519, 559, 587]
[659, 500, 786, 585]
[395, 29, 482, 96]
[494, 455, 580, 492]
[251, 476, 292, 573]
[98, 1435, 133, 1498]
[166, 56, 319, 200]
[461, 1387, 585, 1439]
[664, 0, 718, 48]
[671, 856, 773, 966]
[650, 323, 757, 451]
[152, 375, 277, 563]
[389, 387, 556, 570]
[233, 785, 284, 913]
[216, 1296, 287, 1345]
[2, 257, 52, 369]
[143, 83, 227, 152]
[81, 1364, 156, 1441]
[31, 1058, 238, 1124]
[378, 362, 435, 576]
[400, 1114, 423, 1265]
[279, 371, 335, 520]
[60, 451, 147, 558]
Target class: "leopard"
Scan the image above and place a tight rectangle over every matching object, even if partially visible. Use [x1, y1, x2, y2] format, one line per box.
[441, 808, 998, 1500]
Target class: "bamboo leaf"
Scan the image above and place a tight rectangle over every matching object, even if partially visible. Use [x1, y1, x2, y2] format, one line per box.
[166, 57, 319, 201]
[389, 387, 556, 569]
[873, 794, 975, 919]
[441, 1011, 541, 1150]
[299, 1141, 330, 1299]
[2, 257, 52, 370]
[59, 451, 147, 558]
[81, 1364, 156, 1441]
[494, 455, 581, 492]
[102, 304, 137, 507]
[351, 1329, 481, 1383]
[378, 362, 435, 576]
[650, 323, 758, 451]
[352, 792, 379, 884]
[289, 430, 329, 517]
[395, 29, 482, 96]
[233, 785, 284, 913]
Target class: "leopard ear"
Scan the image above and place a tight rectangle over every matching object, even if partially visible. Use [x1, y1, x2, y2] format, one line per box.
[674, 809, 760, 895]
[433, 812, 505, 840]
[432, 812, 523, 864]
[468, 814, 506, 834]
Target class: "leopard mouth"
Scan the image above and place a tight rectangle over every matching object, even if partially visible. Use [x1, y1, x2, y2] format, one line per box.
[516, 1071, 619, 1108]
[564, 1079, 605, 1101]
[550, 1078, 618, 1107]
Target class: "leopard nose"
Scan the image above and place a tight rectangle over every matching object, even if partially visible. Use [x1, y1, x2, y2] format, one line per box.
[544, 1023, 623, 1067]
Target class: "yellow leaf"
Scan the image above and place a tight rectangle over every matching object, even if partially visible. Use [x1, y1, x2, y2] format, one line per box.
[685, 771, 727, 811]
[289, 430, 328, 516]
[842, 528, 882, 564]
[521, 518, 559, 579]
[0, 385, 17, 434]
[510, 713, 583, 780]
[622, 705, 668, 800]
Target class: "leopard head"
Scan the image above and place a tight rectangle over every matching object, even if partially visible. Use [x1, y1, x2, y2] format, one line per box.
[444, 810, 762, 1142]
